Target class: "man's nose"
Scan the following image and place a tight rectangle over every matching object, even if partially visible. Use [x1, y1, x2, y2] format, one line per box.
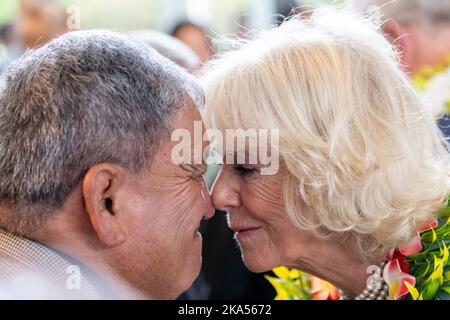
[211, 169, 241, 212]
[201, 180, 215, 220]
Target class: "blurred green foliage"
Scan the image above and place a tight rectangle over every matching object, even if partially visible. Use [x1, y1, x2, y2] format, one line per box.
[0, 0, 17, 26]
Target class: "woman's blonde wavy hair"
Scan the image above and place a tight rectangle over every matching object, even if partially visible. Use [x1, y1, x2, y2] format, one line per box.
[201, 9, 450, 260]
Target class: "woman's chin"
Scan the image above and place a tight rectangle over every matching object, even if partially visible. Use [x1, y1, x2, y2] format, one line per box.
[241, 252, 276, 273]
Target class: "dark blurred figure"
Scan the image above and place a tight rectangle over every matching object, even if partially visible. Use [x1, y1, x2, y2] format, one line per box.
[17, 0, 68, 49]
[277, 0, 302, 18]
[0, 45, 5, 75]
[171, 21, 213, 66]
[0, 25, 15, 47]
[0, 24, 20, 74]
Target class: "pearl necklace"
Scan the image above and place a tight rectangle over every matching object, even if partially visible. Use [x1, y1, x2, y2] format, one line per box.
[339, 261, 391, 300]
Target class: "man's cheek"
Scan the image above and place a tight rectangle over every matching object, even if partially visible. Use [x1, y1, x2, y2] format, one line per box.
[168, 189, 201, 221]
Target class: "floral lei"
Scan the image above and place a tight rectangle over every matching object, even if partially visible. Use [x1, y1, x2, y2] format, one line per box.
[266, 195, 450, 300]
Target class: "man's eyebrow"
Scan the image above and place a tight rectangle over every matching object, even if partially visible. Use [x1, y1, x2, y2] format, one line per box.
[197, 163, 208, 174]
[180, 164, 207, 174]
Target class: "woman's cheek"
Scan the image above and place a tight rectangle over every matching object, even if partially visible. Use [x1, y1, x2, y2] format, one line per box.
[243, 182, 285, 222]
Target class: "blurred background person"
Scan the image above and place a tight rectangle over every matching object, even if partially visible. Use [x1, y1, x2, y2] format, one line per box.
[17, 0, 68, 49]
[171, 21, 213, 66]
[348, 0, 450, 139]
[128, 30, 200, 72]
[348, 0, 450, 75]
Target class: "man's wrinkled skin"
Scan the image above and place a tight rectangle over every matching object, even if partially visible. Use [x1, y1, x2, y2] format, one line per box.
[32, 104, 215, 299]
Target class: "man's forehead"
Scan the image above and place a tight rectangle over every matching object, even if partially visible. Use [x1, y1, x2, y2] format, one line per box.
[171, 104, 204, 133]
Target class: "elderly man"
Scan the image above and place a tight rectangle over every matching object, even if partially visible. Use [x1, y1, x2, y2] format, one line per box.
[348, 0, 450, 138]
[0, 30, 214, 299]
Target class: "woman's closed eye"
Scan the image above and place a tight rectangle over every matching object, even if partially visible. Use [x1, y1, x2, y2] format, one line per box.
[233, 165, 259, 176]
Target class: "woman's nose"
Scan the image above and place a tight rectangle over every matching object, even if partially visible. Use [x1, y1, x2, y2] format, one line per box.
[211, 167, 241, 211]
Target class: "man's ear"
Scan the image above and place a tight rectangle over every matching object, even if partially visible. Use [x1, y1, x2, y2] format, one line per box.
[82, 164, 129, 248]
[383, 21, 415, 73]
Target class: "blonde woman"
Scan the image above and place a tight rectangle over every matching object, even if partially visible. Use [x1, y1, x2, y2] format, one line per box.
[201, 10, 450, 300]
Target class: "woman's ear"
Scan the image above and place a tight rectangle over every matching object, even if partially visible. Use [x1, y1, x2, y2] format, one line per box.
[82, 164, 129, 248]
[383, 21, 416, 73]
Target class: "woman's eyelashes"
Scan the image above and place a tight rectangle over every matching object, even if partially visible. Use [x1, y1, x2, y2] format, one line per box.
[233, 165, 259, 176]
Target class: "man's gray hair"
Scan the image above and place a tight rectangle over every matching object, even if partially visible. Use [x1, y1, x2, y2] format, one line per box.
[347, 0, 450, 23]
[0, 30, 202, 234]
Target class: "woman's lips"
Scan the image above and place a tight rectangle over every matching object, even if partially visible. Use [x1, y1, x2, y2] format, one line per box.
[232, 227, 262, 237]
[194, 230, 202, 239]
[193, 222, 202, 239]
[194, 225, 203, 242]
